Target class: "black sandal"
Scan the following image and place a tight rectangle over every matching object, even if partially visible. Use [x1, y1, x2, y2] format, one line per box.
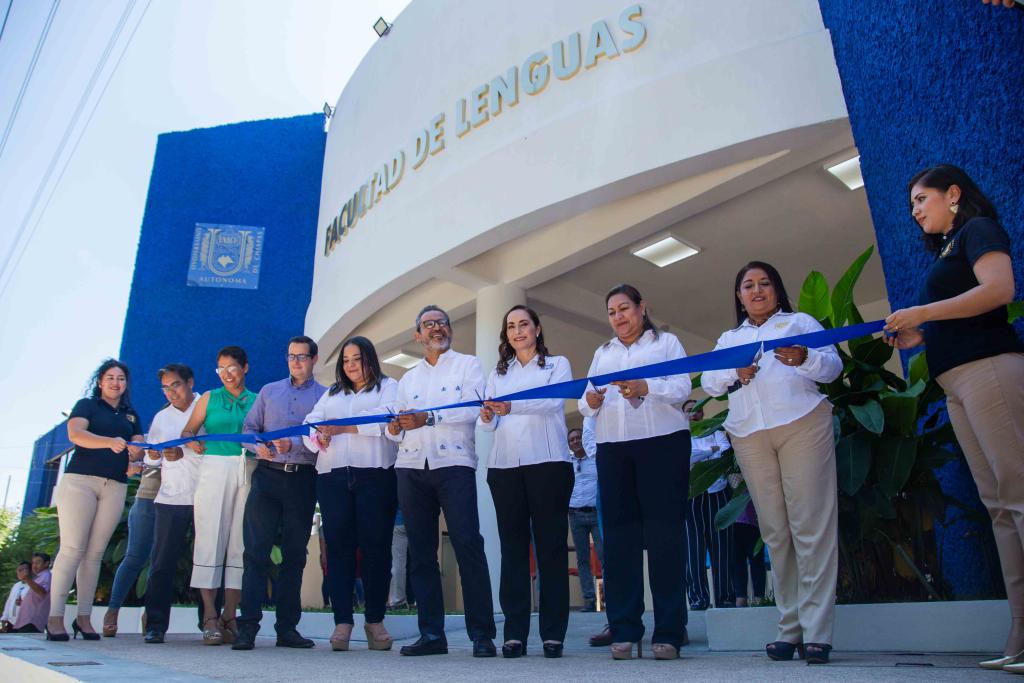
[804, 643, 832, 664]
[765, 641, 805, 661]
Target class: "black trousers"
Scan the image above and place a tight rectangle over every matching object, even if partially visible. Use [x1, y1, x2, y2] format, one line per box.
[316, 466, 397, 625]
[397, 464, 495, 642]
[685, 489, 735, 609]
[145, 503, 193, 633]
[597, 430, 690, 648]
[487, 461, 573, 644]
[238, 463, 317, 633]
[731, 522, 767, 600]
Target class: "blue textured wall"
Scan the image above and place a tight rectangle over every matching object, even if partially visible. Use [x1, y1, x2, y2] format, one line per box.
[819, 1, 1024, 597]
[22, 423, 69, 517]
[118, 114, 326, 425]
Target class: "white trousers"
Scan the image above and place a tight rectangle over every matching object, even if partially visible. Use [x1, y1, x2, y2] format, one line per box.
[190, 455, 254, 590]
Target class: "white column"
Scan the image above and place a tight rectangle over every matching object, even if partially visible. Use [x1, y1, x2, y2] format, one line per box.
[474, 283, 525, 607]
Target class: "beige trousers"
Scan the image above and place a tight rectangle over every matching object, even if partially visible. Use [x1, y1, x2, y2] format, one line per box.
[49, 473, 127, 617]
[190, 455, 254, 590]
[938, 352, 1024, 618]
[731, 400, 838, 645]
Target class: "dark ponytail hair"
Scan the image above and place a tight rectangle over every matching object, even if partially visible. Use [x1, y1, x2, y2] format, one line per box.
[908, 164, 999, 252]
[88, 358, 132, 408]
[330, 336, 386, 396]
[496, 305, 551, 375]
[733, 261, 794, 326]
[604, 284, 657, 341]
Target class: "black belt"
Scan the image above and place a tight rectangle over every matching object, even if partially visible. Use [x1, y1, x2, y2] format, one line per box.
[257, 459, 315, 474]
[570, 506, 596, 512]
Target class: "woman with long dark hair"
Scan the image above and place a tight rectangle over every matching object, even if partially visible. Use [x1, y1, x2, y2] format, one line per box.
[702, 262, 842, 664]
[884, 165, 1024, 671]
[303, 336, 398, 652]
[578, 284, 692, 660]
[47, 359, 144, 640]
[479, 305, 574, 658]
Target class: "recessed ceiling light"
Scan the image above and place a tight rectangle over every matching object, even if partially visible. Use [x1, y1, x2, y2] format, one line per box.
[826, 155, 864, 190]
[631, 236, 700, 268]
[382, 352, 421, 369]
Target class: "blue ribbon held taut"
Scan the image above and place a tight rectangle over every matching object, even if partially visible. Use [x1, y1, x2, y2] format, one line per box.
[134, 319, 885, 451]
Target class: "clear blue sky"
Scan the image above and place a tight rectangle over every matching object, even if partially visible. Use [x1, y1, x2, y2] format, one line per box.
[0, 0, 411, 511]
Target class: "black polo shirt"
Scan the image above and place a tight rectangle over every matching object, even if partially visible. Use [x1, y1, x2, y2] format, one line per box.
[65, 397, 142, 483]
[921, 217, 1024, 379]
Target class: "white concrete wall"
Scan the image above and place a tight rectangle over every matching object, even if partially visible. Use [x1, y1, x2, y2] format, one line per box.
[306, 0, 848, 354]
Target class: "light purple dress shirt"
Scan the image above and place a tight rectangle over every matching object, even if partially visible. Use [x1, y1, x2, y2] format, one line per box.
[243, 376, 327, 465]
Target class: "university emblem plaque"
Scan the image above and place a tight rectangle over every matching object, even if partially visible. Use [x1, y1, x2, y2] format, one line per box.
[187, 223, 264, 289]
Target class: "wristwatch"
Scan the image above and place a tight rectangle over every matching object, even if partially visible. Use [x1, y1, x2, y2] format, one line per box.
[425, 411, 436, 427]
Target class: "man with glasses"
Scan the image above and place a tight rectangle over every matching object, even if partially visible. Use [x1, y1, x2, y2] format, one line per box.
[142, 364, 201, 643]
[233, 336, 326, 650]
[386, 305, 496, 657]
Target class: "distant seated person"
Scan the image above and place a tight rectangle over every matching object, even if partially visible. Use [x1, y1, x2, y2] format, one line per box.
[1, 563, 30, 632]
[7, 553, 51, 633]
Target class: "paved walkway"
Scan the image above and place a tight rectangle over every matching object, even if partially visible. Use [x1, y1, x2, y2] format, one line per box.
[0, 611, 1004, 682]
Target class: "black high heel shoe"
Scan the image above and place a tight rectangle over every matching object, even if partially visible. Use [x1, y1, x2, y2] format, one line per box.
[766, 641, 804, 661]
[501, 640, 526, 658]
[45, 626, 69, 642]
[542, 642, 563, 658]
[804, 643, 832, 664]
[72, 620, 100, 641]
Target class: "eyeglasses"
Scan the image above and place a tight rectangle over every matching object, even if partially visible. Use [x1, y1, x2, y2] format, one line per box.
[420, 319, 450, 331]
[287, 354, 313, 362]
[215, 365, 241, 376]
[161, 380, 184, 392]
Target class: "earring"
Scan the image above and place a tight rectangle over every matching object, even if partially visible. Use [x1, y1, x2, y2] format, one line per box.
[949, 203, 959, 215]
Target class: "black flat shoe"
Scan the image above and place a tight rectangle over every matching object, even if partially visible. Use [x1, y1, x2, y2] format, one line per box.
[805, 643, 831, 664]
[502, 640, 525, 658]
[766, 641, 804, 661]
[144, 629, 165, 644]
[542, 642, 563, 658]
[473, 637, 497, 658]
[232, 624, 258, 650]
[400, 636, 448, 656]
[589, 625, 613, 647]
[72, 621, 100, 641]
[45, 627, 69, 642]
[275, 628, 314, 649]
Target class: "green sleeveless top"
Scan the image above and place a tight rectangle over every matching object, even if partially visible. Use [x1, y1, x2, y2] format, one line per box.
[203, 387, 256, 456]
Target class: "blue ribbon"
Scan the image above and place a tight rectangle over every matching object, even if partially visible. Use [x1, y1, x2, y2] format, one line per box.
[135, 319, 884, 450]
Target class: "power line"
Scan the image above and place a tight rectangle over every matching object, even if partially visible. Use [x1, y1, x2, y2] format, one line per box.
[0, 0, 59, 163]
[0, 0, 151, 303]
[0, 0, 14, 46]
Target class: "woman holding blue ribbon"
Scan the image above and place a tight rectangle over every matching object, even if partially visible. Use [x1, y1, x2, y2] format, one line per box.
[702, 262, 842, 665]
[579, 284, 692, 661]
[479, 305, 574, 659]
[180, 345, 257, 645]
[303, 336, 398, 652]
[884, 165, 1024, 672]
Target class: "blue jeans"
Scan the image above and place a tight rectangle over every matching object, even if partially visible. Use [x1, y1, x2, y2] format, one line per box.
[568, 508, 604, 604]
[108, 497, 156, 608]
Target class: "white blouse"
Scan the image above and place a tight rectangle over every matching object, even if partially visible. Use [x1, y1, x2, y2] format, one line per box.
[701, 311, 843, 438]
[303, 377, 398, 473]
[578, 329, 691, 443]
[477, 354, 572, 469]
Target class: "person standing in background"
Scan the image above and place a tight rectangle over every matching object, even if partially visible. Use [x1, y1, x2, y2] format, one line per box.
[568, 426, 602, 613]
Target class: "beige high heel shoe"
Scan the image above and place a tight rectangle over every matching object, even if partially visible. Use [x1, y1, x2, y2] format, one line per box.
[331, 623, 353, 651]
[364, 622, 394, 651]
[651, 643, 679, 660]
[201, 617, 223, 646]
[980, 649, 1024, 670]
[611, 640, 642, 660]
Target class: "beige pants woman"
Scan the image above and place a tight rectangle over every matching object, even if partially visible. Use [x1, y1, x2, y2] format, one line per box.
[730, 400, 838, 645]
[190, 455, 254, 590]
[48, 473, 127, 617]
[937, 353, 1024, 620]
